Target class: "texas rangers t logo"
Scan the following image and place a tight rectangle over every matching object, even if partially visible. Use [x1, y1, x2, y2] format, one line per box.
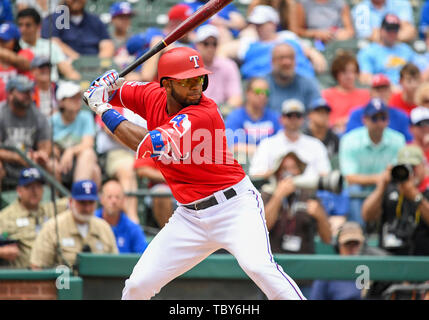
[190, 55, 200, 68]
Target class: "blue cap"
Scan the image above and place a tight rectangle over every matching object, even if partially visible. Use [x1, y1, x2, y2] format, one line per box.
[363, 98, 389, 117]
[6, 75, 34, 92]
[18, 168, 44, 186]
[71, 180, 98, 201]
[126, 28, 164, 55]
[110, 2, 134, 18]
[309, 97, 331, 111]
[0, 22, 21, 41]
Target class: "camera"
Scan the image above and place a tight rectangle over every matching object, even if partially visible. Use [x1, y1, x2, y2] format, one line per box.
[292, 170, 343, 194]
[391, 164, 413, 183]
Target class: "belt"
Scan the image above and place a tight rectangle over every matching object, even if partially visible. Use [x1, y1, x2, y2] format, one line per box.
[183, 188, 237, 211]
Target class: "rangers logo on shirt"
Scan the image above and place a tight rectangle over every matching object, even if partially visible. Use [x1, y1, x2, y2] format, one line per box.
[170, 114, 191, 137]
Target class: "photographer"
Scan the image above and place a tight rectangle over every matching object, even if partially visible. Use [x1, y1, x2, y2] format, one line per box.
[362, 145, 429, 256]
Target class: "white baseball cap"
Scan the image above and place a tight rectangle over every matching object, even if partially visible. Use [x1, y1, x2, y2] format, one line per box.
[195, 24, 219, 43]
[247, 5, 279, 25]
[410, 106, 429, 125]
[56, 81, 82, 101]
[281, 99, 305, 115]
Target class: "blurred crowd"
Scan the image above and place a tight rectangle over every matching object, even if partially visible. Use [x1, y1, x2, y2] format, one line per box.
[0, 0, 429, 300]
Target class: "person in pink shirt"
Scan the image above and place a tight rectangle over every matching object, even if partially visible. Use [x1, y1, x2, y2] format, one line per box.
[194, 24, 243, 116]
[322, 51, 370, 134]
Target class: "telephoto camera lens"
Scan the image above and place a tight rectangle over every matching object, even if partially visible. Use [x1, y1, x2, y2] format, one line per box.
[391, 164, 412, 183]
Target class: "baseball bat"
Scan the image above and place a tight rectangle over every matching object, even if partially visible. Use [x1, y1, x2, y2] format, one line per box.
[119, 0, 233, 77]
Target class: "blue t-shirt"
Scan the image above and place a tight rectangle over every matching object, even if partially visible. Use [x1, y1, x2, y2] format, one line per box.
[95, 208, 148, 254]
[357, 42, 419, 85]
[310, 280, 362, 300]
[51, 110, 95, 149]
[41, 11, 110, 55]
[265, 73, 321, 113]
[225, 107, 281, 147]
[419, 1, 429, 39]
[345, 107, 413, 142]
[0, 0, 13, 24]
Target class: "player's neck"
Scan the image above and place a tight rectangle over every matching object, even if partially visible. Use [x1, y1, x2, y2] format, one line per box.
[166, 97, 185, 115]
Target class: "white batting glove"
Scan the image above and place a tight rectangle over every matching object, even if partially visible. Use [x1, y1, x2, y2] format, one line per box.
[91, 69, 125, 92]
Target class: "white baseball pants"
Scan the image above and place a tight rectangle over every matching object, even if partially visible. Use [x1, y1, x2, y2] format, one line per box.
[121, 176, 306, 300]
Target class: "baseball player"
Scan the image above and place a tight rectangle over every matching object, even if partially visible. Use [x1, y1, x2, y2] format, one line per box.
[83, 46, 305, 300]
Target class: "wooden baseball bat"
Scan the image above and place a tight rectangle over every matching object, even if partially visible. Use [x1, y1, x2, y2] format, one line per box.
[119, 0, 233, 77]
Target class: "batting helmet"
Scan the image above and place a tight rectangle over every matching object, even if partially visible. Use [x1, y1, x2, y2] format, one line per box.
[158, 47, 211, 91]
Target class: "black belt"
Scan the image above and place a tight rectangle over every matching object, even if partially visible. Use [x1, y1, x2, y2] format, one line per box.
[184, 188, 237, 211]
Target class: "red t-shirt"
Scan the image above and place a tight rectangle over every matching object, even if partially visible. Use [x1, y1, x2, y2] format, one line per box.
[389, 92, 416, 116]
[109, 81, 245, 204]
[322, 87, 370, 127]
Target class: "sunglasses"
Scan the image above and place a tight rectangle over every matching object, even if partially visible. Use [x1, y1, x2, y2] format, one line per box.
[252, 88, 269, 96]
[201, 41, 218, 47]
[283, 112, 303, 119]
[416, 119, 429, 127]
[170, 75, 205, 87]
[370, 114, 388, 123]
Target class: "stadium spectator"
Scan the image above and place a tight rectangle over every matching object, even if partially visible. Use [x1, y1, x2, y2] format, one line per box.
[250, 98, 331, 178]
[261, 150, 331, 297]
[95, 107, 144, 224]
[0, 0, 13, 24]
[362, 145, 429, 256]
[16, 0, 59, 18]
[351, 0, 416, 42]
[339, 98, 406, 226]
[134, 158, 174, 229]
[321, 51, 370, 134]
[0, 22, 33, 82]
[295, 0, 354, 43]
[17, 8, 80, 81]
[194, 24, 243, 115]
[266, 42, 321, 113]
[388, 63, 421, 116]
[30, 56, 57, 117]
[227, 5, 326, 80]
[246, 0, 298, 33]
[0, 167, 68, 268]
[109, 2, 135, 71]
[419, 0, 429, 39]
[225, 77, 281, 164]
[357, 13, 420, 86]
[41, 0, 114, 59]
[30, 180, 118, 270]
[409, 106, 429, 164]
[310, 222, 366, 300]
[51, 81, 101, 189]
[95, 179, 148, 254]
[0, 75, 51, 191]
[346, 74, 413, 142]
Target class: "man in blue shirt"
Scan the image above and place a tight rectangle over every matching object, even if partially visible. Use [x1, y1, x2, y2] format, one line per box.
[41, 0, 114, 58]
[95, 179, 148, 254]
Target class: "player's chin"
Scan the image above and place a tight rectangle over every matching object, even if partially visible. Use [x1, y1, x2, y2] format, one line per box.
[185, 97, 201, 106]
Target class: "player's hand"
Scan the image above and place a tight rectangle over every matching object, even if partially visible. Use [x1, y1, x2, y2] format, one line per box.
[91, 69, 125, 92]
[84, 84, 112, 115]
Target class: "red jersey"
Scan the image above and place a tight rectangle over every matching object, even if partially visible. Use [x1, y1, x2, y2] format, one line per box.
[109, 81, 245, 204]
[389, 92, 416, 116]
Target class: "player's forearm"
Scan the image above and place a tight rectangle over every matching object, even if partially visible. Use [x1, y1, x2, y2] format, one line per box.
[112, 120, 149, 152]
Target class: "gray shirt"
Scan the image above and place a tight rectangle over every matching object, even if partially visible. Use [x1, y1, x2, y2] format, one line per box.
[300, 0, 345, 30]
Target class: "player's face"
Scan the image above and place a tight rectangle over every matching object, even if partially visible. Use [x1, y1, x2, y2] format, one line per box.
[168, 76, 204, 107]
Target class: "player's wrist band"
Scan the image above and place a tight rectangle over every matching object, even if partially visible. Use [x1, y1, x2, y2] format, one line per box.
[101, 108, 127, 133]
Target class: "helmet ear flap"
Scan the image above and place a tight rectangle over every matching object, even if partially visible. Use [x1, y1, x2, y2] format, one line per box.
[202, 74, 209, 91]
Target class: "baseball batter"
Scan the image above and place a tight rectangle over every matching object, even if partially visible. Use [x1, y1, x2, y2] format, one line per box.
[84, 47, 305, 300]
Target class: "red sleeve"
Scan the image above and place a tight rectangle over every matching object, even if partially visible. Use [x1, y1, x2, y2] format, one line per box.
[18, 49, 34, 61]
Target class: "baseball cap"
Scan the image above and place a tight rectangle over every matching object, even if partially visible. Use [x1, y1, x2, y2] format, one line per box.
[168, 4, 193, 22]
[247, 5, 280, 25]
[281, 99, 305, 115]
[31, 56, 51, 69]
[363, 98, 389, 117]
[195, 25, 219, 43]
[371, 74, 391, 88]
[410, 106, 429, 125]
[381, 13, 400, 31]
[110, 2, 134, 18]
[309, 97, 331, 112]
[56, 81, 81, 100]
[6, 75, 34, 92]
[0, 22, 20, 42]
[18, 168, 44, 186]
[397, 145, 424, 166]
[71, 180, 98, 201]
[338, 222, 365, 245]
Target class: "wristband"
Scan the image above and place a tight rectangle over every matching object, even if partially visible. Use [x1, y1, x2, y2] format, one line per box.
[101, 109, 127, 133]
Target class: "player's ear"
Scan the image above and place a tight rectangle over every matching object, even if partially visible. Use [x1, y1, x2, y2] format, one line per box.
[162, 79, 171, 91]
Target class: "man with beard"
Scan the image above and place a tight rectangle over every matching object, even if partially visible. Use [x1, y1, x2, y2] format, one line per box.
[266, 42, 321, 113]
[30, 180, 118, 270]
[0, 75, 51, 190]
